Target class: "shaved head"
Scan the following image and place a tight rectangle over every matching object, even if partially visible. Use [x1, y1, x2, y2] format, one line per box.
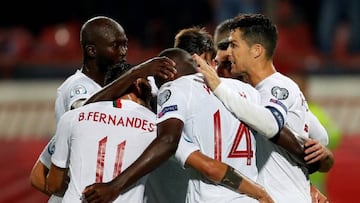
[158, 48, 196, 75]
[155, 48, 197, 87]
[80, 16, 125, 48]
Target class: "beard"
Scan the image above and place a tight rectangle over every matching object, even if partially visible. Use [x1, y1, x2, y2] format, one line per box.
[104, 62, 133, 85]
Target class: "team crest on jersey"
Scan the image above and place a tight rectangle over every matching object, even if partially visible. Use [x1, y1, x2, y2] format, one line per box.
[47, 139, 56, 155]
[158, 89, 171, 106]
[157, 105, 178, 118]
[271, 86, 289, 100]
[70, 85, 87, 98]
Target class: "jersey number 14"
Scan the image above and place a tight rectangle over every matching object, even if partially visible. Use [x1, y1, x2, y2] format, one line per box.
[213, 110, 254, 165]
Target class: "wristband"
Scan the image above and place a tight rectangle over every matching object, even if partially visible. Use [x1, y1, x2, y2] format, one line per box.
[220, 165, 243, 190]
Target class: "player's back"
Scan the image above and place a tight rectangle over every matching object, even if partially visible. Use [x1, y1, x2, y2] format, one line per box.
[38, 69, 101, 203]
[56, 99, 156, 202]
[157, 74, 260, 202]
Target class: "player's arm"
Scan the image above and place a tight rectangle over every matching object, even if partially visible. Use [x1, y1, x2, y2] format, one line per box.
[194, 54, 280, 138]
[29, 136, 57, 196]
[271, 124, 334, 173]
[46, 163, 68, 196]
[82, 118, 183, 203]
[175, 135, 273, 202]
[308, 110, 329, 145]
[310, 183, 329, 203]
[30, 159, 51, 196]
[84, 57, 176, 105]
[195, 53, 321, 169]
[45, 113, 72, 196]
[186, 151, 274, 202]
[304, 138, 334, 173]
[194, 54, 310, 162]
[274, 127, 333, 174]
[304, 111, 334, 173]
[270, 125, 305, 158]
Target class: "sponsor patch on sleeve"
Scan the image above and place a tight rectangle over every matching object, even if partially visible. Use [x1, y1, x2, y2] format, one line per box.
[70, 85, 87, 98]
[158, 105, 178, 118]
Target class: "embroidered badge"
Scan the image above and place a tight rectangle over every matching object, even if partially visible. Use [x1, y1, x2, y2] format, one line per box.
[158, 89, 171, 106]
[271, 86, 289, 100]
[70, 85, 87, 98]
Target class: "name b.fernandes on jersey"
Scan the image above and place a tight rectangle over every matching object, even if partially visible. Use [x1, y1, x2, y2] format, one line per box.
[78, 111, 155, 132]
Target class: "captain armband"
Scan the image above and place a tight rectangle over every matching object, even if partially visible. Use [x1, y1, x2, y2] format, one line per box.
[266, 106, 285, 133]
[220, 165, 243, 190]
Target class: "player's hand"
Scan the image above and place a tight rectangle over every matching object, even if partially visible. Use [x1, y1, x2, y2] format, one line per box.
[257, 192, 275, 203]
[304, 139, 327, 164]
[82, 182, 117, 203]
[192, 53, 221, 91]
[310, 184, 329, 203]
[134, 56, 176, 79]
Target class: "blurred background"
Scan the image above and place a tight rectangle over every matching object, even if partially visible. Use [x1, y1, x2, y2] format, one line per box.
[0, 0, 359, 202]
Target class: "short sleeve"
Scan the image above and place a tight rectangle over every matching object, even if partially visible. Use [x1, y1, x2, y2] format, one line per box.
[51, 112, 74, 168]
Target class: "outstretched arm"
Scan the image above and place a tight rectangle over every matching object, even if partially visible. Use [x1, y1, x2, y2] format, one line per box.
[82, 118, 183, 203]
[194, 53, 302, 155]
[84, 57, 176, 105]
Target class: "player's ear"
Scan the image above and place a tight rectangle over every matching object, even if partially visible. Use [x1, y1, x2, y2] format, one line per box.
[134, 78, 143, 94]
[251, 44, 262, 59]
[210, 58, 217, 68]
[86, 45, 96, 57]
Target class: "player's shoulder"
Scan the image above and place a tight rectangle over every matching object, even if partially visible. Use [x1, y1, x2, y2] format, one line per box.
[222, 77, 258, 93]
[177, 74, 200, 85]
[258, 73, 303, 103]
[58, 105, 81, 124]
[59, 70, 95, 88]
[267, 72, 298, 86]
[260, 72, 299, 93]
[60, 101, 109, 121]
[159, 74, 199, 90]
[221, 77, 248, 87]
[58, 70, 100, 98]
[58, 69, 81, 85]
[122, 100, 156, 118]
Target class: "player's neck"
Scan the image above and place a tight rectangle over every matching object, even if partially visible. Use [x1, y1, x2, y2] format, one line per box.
[81, 65, 105, 86]
[120, 93, 148, 108]
[249, 61, 276, 87]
